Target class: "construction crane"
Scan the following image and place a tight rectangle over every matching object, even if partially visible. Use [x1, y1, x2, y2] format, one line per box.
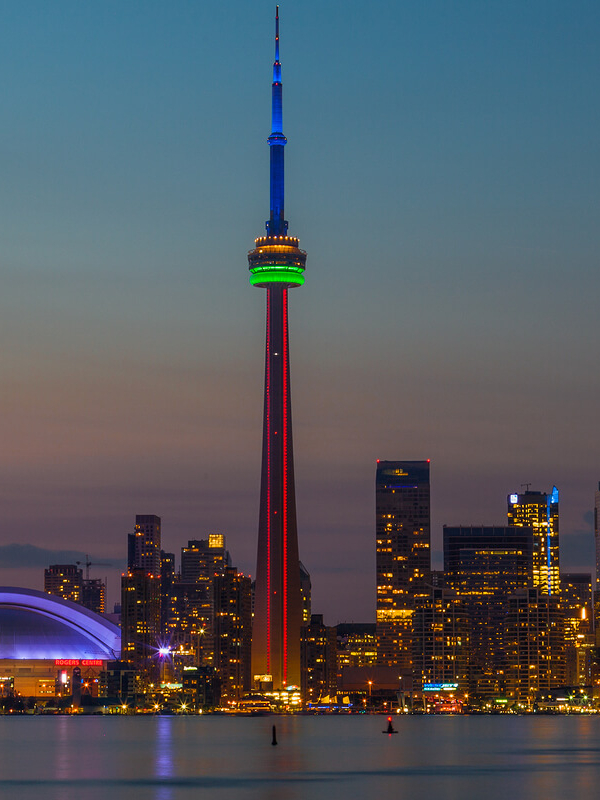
[76, 554, 112, 581]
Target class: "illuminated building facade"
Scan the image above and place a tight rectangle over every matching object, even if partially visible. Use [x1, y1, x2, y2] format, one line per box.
[181, 536, 231, 585]
[163, 580, 212, 666]
[443, 525, 533, 697]
[81, 578, 106, 614]
[44, 564, 83, 604]
[376, 461, 431, 672]
[412, 587, 469, 694]
[301, 614, 338, 705]
[560, 572, 594, 686]
[45, 564, 106, 615]
[336, 623, 378, 671]
[504, 587, 565, 702]
[250, 8, 306, 691]
[213, 567, 252, 702]
[120, 568, 161, 683]
[508, 488, 559, 595]
[160, 550, 176, 633]
[128, 514, 161, 576]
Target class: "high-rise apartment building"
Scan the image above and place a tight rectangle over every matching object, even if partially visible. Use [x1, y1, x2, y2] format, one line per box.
[181, 536, 231, 586]
[443, 525, 534, 698]
[44, 564, 83, 604]
[376, 461, 431, 672]
[120, 568, 161, 683]
[301, 614, 338, 705]
[81, 578, 106, 614]
[250, 9, 306, 691]
[44, 564, 105, 614]
[504, 587, 565, 702]
[412, 587, 470, 694]
[560, 573, 594, 686]
[507, 488, 559, 595]
[213, 567, 252, 703]
[128, 514, 161, 576]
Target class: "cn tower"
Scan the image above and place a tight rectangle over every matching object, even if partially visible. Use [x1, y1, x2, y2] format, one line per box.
[248, 6, 306, 690]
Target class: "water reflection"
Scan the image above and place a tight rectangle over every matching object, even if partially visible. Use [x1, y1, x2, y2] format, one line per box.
[154, 715, 175, 800]
[259, 718, 306, 800]
[4, 715, 600, 800]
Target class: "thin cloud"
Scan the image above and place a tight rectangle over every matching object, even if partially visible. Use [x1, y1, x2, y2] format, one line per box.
[0, 543, 123, 570]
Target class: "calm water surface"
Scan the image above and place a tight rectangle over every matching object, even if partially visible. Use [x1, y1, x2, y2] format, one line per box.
[1, 715, 600, 800]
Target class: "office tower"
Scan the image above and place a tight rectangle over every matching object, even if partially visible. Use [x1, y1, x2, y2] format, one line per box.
[412, 587, 470, 694]
[181, 536, 231, 586]
[595, 483, 600, 589]
[375, 461, 431, 672]
[213, 567, 252, 703]
[443, 525, 534, 698]
[560, 573, 594, 686]
[249, 8, 306, 691]
[505, 587, 565, 703]
[301, 614, 338, 705]
[507, 487, 559, 595]
[173, 537, 232, 666]
[44, 564, 83, 604]
[128, 514, 161, 576]
[81, 578, 106, 614]
[165, 579, 213, 668]
[120, 568, 161, 683]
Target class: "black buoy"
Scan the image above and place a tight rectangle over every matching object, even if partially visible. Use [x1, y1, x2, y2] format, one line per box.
[383, 715, 398, 734]
[272, 724, 278, 746]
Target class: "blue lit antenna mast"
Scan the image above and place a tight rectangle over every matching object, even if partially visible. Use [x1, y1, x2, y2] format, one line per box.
[267, 6, 286, 237]
[249, 7, 306, 692]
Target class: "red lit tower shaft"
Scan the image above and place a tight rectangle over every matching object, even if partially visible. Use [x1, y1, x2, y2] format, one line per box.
[253, 287, 301, 687]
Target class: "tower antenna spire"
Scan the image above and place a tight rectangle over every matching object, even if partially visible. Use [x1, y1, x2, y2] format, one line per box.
[275, 5, 280, 64]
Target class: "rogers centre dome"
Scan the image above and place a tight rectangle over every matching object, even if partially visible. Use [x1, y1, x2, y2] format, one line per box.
[0, 587, 121, 698]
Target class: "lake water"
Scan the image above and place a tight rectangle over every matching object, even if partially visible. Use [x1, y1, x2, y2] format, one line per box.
[1, 714, 600, 800]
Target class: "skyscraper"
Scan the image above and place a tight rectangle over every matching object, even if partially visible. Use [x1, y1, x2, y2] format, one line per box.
[213, 567, 252, 702]
[443, 525, 534, 698]
[128, 514, 161, 576]
[507, 488, 559, 595]
[375, 460, 431, 672]
[249, 8, 306, 690]
[121, 568, 161, 683]
[44, 564, 83, 604]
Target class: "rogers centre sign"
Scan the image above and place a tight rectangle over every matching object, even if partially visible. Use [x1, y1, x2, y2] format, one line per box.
[55, 660, 104, 667]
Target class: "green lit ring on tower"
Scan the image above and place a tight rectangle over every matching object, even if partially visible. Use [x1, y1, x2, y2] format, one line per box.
[248, 236, 307, 289]
[250, 266, 305, 288]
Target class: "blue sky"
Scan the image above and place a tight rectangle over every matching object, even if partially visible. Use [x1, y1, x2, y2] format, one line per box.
[0, 1, 599, 621]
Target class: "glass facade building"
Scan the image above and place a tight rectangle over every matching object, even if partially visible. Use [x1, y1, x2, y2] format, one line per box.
[376, 460, 431, 672]
[507, 488, 559, 595]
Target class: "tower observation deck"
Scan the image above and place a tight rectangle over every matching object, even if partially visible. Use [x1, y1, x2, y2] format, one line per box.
[249, 6, 305, 691]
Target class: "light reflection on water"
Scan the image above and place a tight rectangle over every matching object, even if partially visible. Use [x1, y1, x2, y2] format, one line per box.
[1, 715, 600, 800]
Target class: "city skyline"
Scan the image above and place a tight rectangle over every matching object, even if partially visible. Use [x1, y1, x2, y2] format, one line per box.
[0, 1, 599, 623]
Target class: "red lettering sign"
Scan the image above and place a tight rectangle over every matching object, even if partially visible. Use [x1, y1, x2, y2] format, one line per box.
[55, 659, 79, 666]
[81, 660, 103, 667]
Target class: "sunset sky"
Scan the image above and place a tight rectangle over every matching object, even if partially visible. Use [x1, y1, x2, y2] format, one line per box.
[0, 0, 598, 622]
